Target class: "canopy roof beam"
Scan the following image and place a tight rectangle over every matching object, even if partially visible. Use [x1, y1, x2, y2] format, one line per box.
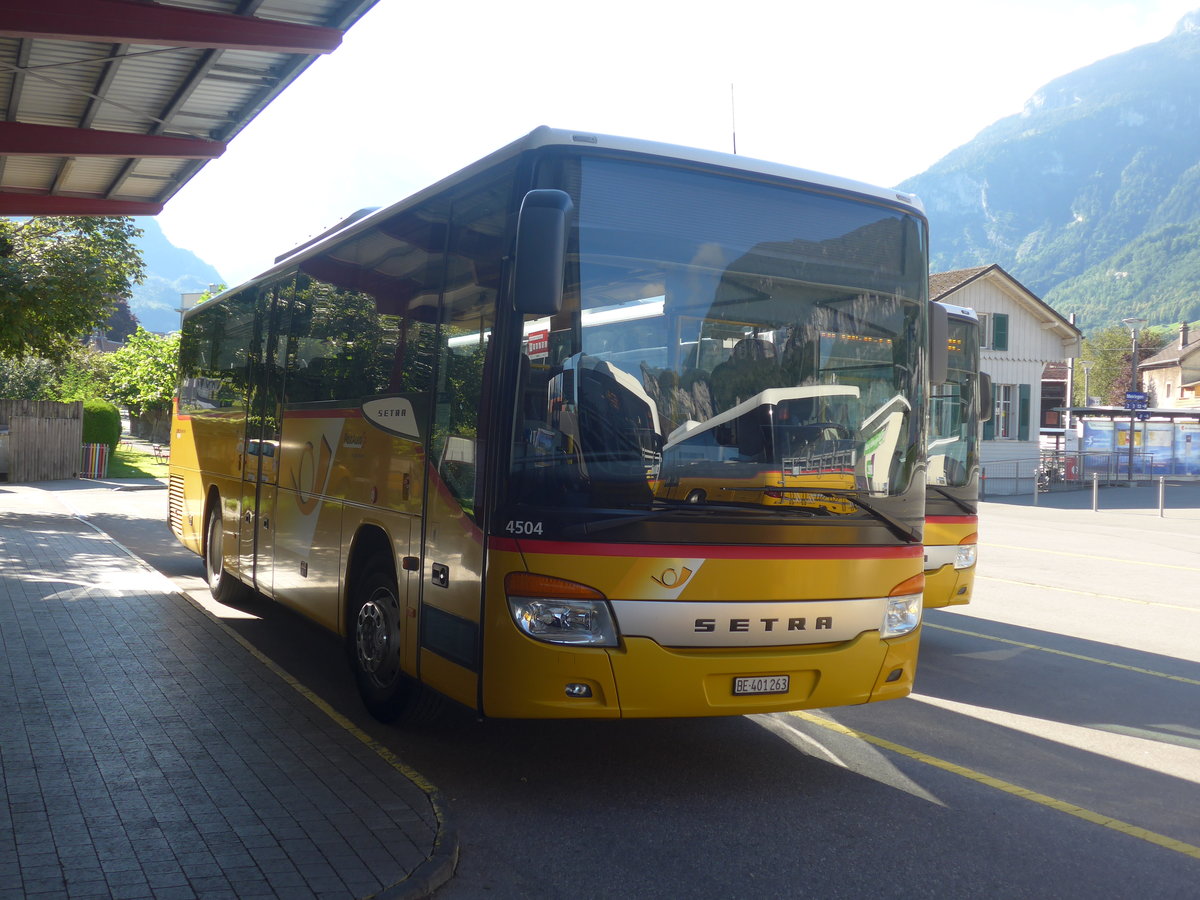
[0, 0, 342, 54]
[0, 122, 226, 158]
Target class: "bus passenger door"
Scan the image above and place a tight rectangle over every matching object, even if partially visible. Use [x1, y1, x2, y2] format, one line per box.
[419, 311, 491, 711]
[417, 174, 508, 711]
[238, 282, 289, 594]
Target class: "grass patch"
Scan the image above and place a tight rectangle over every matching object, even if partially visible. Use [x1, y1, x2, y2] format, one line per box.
[106, 445, 170, 479]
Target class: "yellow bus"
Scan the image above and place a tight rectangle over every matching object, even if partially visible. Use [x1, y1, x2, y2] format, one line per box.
[168, 127, 942, 722]
[923, 302, 990, 608]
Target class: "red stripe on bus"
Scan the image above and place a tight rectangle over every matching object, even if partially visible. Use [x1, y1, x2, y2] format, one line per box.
[282, 408, 364, 419]
[490, 538, 921, 559]
[926, 515, 978, 524]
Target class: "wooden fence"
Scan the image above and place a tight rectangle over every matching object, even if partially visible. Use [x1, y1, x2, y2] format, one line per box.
[0, 400, 84, 482]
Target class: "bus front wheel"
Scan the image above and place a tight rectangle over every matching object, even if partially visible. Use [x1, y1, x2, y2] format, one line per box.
[205, 502, 250, 605]
[350, 563, 413, 722]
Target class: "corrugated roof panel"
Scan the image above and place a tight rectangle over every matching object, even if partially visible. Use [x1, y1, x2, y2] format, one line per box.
[214, 47, 298, 79]
[0, 0, 380, 215]
[120, 174, 186, 203]
[0, 157, 61, 190]
[93, 45, 211, 136]
[18, 42, 108, 126]
[183, 78, 269, 126]
[259, 0, 345, 27]
[0, 38, 19, 91]
[58, 157, 131, 195]
[180, 1, 242, 12]
[127, 156, 191, 180]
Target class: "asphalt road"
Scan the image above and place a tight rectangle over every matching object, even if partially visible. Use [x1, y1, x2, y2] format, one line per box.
[54, 480, 1200, 899]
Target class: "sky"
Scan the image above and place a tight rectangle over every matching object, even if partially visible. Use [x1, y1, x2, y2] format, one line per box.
[156, 0, 1200, 288]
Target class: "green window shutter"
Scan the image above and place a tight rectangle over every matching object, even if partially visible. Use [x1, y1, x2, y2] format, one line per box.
[983, 415, 995, 441]
[1018, 383, 1031, 441]
[992, 313, 1009, 351]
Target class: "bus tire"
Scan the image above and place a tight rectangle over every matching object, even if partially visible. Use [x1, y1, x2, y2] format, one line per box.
[204, 501, 250, 605]
[350, 562, 418, 722]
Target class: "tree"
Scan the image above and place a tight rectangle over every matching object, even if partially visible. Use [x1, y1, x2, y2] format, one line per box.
[0, 345, 111, 401]
[106, 327, 179, 441]
[51, 346, 115, 402]
[0, 216, 145, 358]
[103, 296, 140, 343]
[0, 355, 58, 400]
[1075, 324, 1168, 406]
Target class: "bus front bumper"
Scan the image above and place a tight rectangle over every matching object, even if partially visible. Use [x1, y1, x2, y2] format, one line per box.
[481, 627, 920, 719]
[923, 563, 975, 608]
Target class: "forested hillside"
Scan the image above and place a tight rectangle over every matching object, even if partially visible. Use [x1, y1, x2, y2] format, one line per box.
[127, 217, 225, 334]
[901, 11, 1200, 334]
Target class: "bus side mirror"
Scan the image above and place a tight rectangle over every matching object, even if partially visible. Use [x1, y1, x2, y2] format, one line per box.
[979, 371, 994, 422]
[514, 189, 573, 315]
[929, 302, 949, 386]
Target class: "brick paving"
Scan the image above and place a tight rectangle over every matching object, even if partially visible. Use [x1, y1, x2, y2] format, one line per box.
[0, 484, 452, 899]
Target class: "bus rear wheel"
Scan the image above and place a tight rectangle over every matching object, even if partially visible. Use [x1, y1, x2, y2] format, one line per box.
[350, 563, 416, 722]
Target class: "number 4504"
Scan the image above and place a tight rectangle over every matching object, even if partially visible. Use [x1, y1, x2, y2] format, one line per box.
[505, 520, 544, 535]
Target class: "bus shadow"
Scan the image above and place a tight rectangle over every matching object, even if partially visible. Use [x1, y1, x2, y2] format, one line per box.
[915, 608, 1200, 736]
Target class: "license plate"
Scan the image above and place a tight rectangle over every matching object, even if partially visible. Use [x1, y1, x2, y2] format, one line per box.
[733, 675, 790, 696]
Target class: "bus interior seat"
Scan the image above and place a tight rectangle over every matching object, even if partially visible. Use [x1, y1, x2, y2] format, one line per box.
[710, 336, 783, 411]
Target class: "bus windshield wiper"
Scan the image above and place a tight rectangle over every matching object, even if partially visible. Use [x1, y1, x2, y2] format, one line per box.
[930, 486, 975, 516]
[561, 500, 824, 537]
[799, 490, 922, 544]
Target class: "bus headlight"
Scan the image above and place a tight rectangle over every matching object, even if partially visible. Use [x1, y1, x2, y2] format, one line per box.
[505, 572, 618, 647]
[508, 597, 618, 645]
[882, 574, 923, 638]
[954, 544, 978, 569]
[882, 594, 922, 638]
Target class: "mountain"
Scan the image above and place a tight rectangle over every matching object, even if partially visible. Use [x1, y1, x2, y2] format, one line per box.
[127, 217, 225, 334]
[900, 11, 1200, 334]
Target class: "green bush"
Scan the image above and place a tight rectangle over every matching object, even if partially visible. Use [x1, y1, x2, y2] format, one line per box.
[82, 399, 121, 451]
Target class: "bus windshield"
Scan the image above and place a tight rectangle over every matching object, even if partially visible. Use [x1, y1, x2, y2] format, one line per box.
[509, 156, 927, 520]
[928, 316, 981, 489]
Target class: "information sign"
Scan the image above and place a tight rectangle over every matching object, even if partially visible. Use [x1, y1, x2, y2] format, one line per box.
[1124, 391, 1149, 410]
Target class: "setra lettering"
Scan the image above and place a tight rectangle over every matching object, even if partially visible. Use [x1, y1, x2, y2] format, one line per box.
[691, 616, 833, 634]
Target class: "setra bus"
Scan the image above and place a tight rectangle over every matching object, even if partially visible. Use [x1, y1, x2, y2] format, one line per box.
[168, 127, 945, 722]
[923, 302, 991, 608]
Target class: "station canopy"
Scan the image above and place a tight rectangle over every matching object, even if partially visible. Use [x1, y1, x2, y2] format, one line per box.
[1069, 406, 1200, 421]
[0, 0, 378, 216]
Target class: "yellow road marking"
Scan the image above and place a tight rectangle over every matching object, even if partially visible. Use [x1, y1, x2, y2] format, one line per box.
[788, 710, 1200, 861]
[976, 574, 1198, 612]
[987, 542, 1200, 573]
[926, 622, 1200, 687]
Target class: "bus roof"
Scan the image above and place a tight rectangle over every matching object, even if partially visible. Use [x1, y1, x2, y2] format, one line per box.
[933, 300, 979, 324]
[193, 126, 927, 318]
[517, 127, 926, 212]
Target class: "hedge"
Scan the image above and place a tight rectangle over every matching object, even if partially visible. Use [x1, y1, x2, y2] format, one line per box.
[82, 399, 121, 452]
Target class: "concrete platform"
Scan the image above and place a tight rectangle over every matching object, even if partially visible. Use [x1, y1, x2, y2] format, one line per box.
[0, 482, 456, 899]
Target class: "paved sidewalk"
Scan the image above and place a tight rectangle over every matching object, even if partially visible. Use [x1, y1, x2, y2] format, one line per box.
[0, 483, 455, 899]
[983, 477, 1200, 517]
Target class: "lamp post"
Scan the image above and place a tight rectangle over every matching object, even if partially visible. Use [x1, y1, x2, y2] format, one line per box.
[1080, 359, 1093, 406]
[1121, 317, 1147, 481]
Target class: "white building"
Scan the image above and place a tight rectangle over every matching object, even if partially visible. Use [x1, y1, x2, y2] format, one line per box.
[931, 265, 1082, 465]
